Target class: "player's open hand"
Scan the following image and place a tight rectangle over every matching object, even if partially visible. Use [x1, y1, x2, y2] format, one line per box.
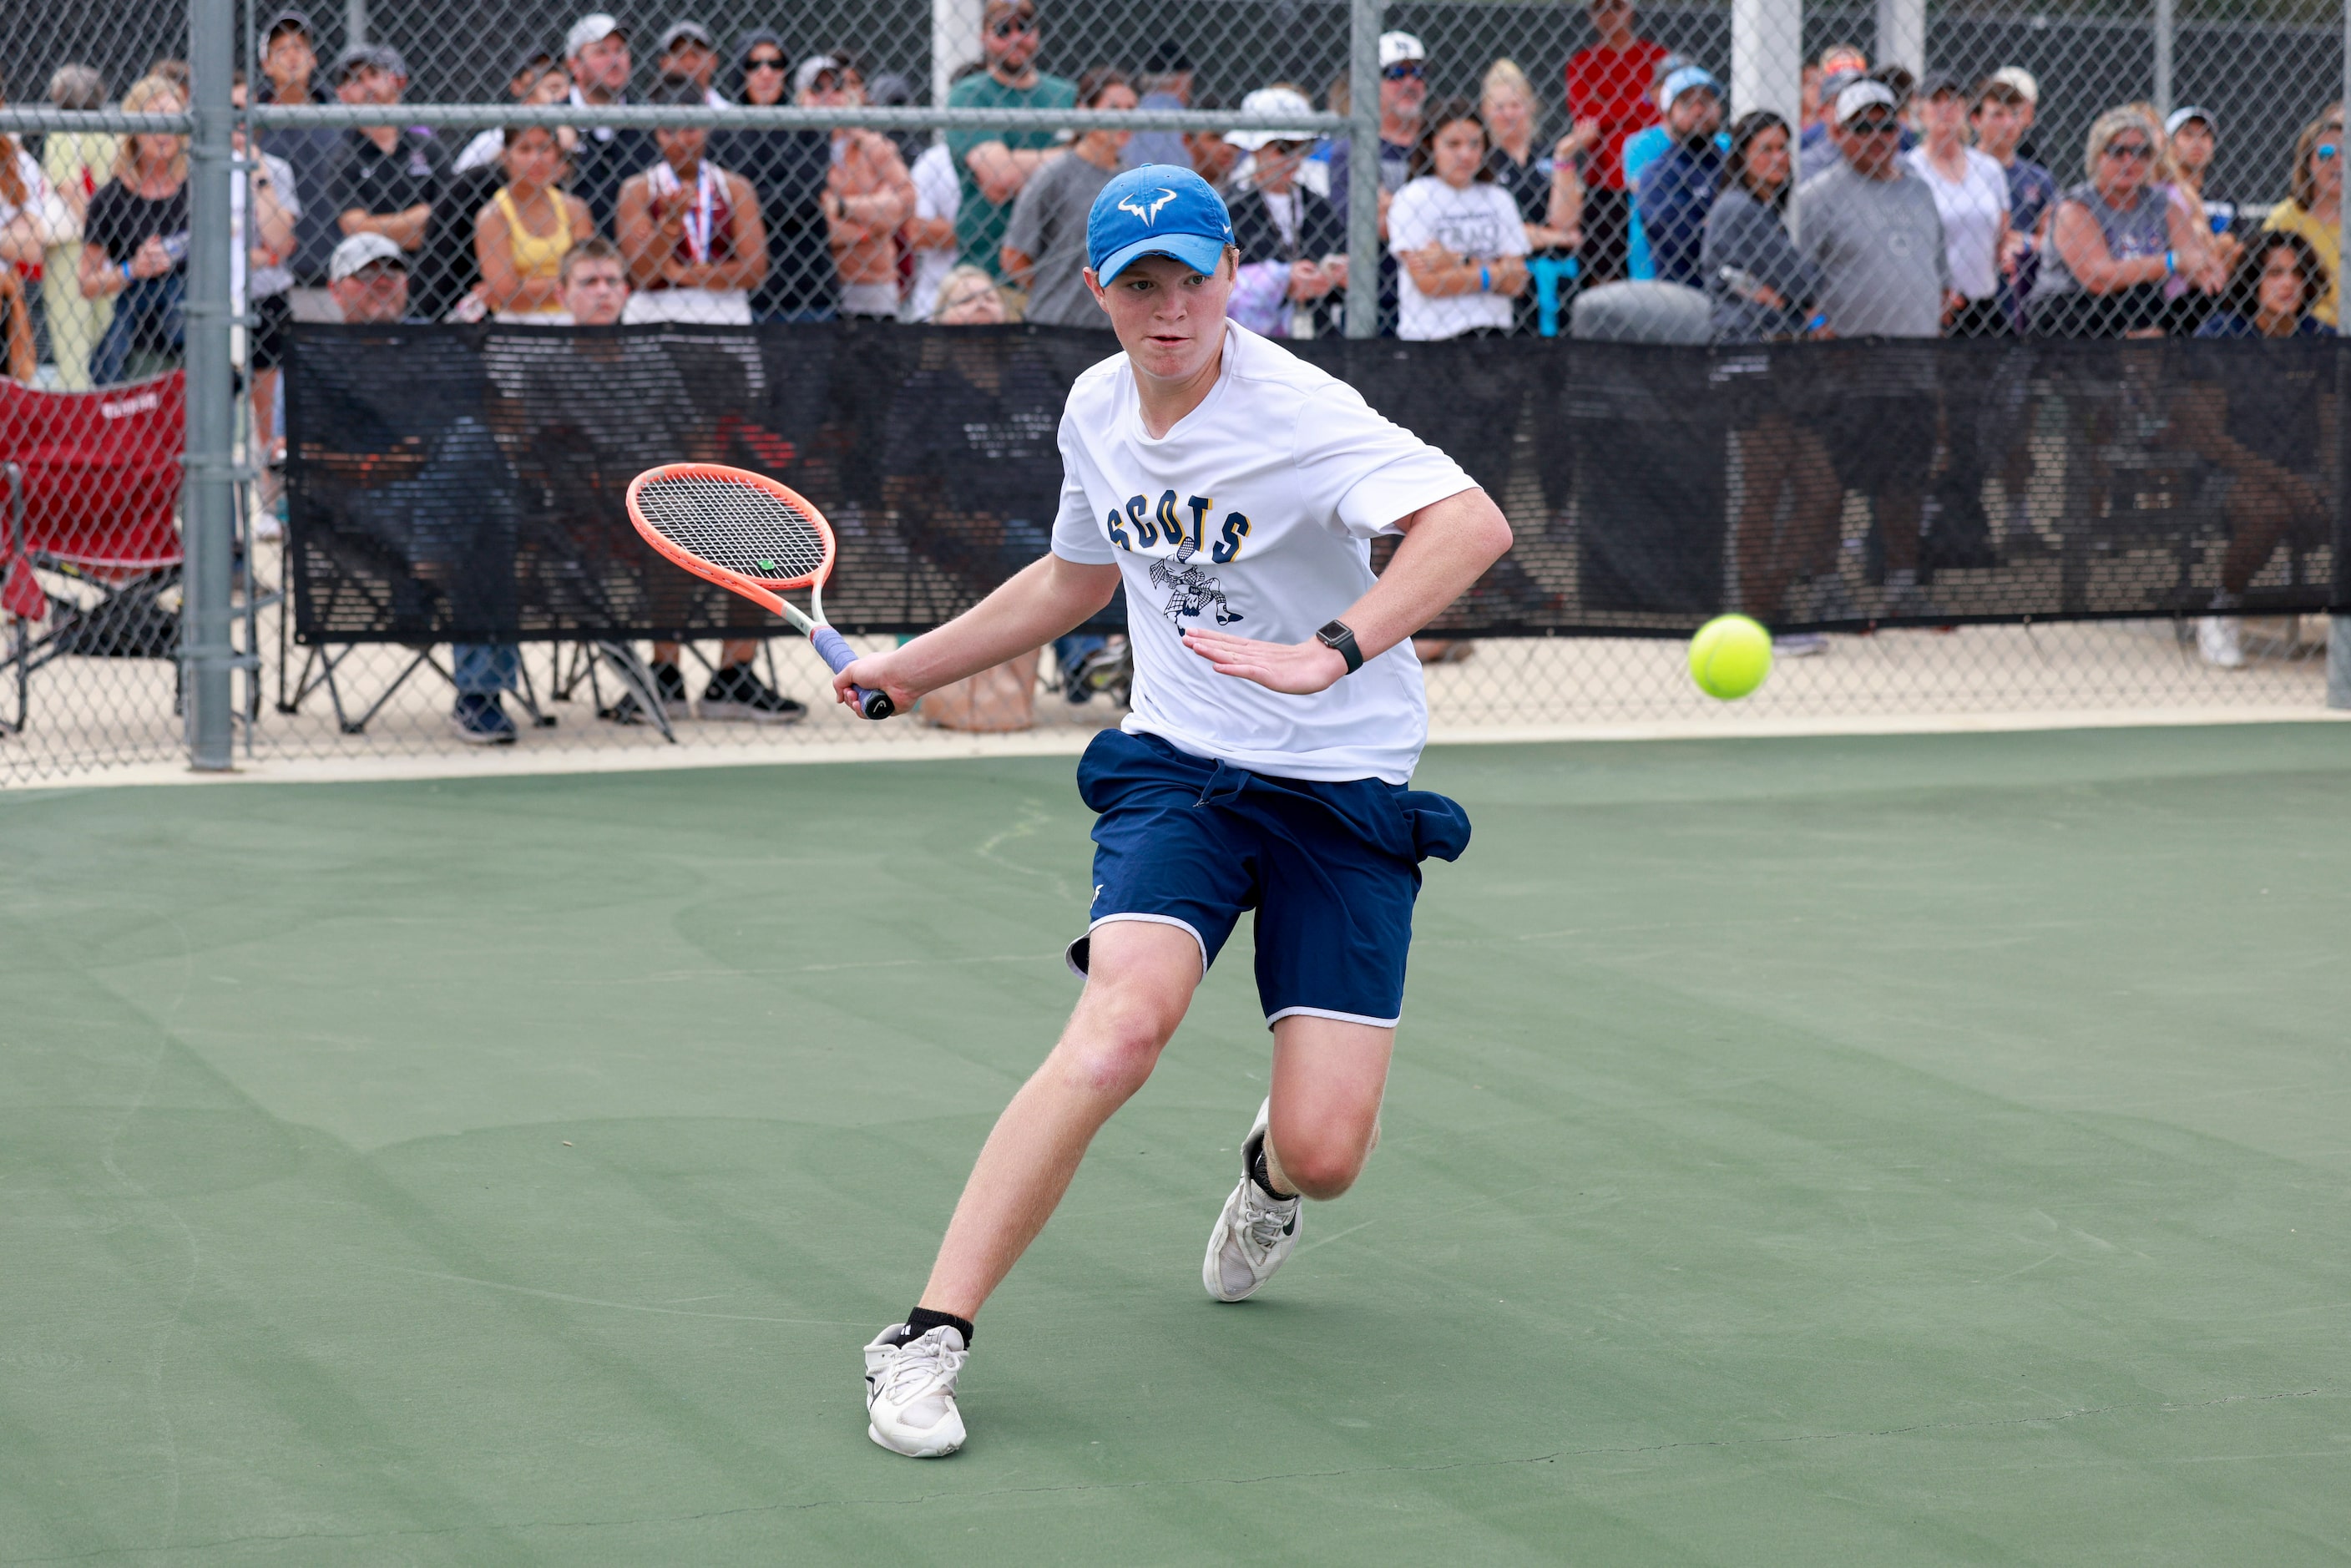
[1182, 628, 1349, 695]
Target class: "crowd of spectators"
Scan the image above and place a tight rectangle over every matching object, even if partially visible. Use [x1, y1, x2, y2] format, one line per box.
[2, 36, 2338, 426]
[7, 5, 2345, 372]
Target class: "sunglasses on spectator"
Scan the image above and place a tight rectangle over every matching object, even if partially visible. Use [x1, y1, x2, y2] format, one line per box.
[1382, 63, 1424, 82]
[988, 16, 1036, 38]
[1848, 118, 1899, 135]
[2104, 140, 2153, 160]
[1262, 139, 1312, 156]
[746, 55, 786, 71]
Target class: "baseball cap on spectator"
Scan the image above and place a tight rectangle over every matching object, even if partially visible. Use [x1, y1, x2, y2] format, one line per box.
[1224, 86, 1317, 149]
[512, 47, 557, 81]
[1921, 70, 1968, 99]
[658, 21, 715, 54]
[1087, 164, 1236, 285]
[1144, 43, 1194, 76]
[328, 43, 374, 84]
[867, 71, 914, 107]
[566, 13, 626, 58]
[329, 232, 407, 281]
[1661, 66, 1720, 107]
[263, 7, 315, 43]
[1816, 68, 1863, 110]
[1378, 32, 1426, 69]
[368, 43, 408, 79]
[1833, 79, 1899, 126]
[794, 53, 850, 96]
[2166, 105, 2216, 137]
[1988, 65, 2037, 104]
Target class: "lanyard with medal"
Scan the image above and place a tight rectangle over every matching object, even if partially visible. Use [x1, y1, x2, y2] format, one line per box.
[656, 161, 716, 271]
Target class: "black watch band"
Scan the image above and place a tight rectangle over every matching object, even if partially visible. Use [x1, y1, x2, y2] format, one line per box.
[1316, 619, 1363, 675]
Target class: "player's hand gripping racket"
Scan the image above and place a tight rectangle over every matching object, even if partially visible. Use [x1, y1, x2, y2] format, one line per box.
[626, 463, 893, 719]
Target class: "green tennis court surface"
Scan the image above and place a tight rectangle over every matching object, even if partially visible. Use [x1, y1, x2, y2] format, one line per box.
[6, 726, 2347, 1565]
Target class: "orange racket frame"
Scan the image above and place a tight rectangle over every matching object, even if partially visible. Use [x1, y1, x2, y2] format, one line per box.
[625, 463, 892, 719]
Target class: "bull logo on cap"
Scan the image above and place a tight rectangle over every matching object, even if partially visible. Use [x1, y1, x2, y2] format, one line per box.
[1117, 188, 1180, 225]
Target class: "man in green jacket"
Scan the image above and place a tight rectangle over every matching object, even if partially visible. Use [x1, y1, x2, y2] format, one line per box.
[946, 0, 1078, 271]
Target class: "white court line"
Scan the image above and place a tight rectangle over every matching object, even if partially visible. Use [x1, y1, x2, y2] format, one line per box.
[372, 1264, 866, 1327]
[12, 704, 2343, 792]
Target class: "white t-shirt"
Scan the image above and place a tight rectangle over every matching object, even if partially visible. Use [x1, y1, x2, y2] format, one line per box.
[1386, 176, 1529, 340]
[902, 141, 961, 322]
[1902, 144, 2010, 301]
[1261, 188, 1301, 249]
[1049, 321, 1477, 783]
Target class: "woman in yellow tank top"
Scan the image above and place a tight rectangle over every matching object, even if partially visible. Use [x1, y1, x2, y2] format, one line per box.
[473, 126, 594, 319]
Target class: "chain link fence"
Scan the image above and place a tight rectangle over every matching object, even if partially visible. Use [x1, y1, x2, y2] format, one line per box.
[2, 0, 2348, 785]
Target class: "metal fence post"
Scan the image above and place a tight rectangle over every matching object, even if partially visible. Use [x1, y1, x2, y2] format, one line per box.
[2334, 0, 2351, 709]
[1344, 0, 1383, 340]
[1732, 0, 1805, 126]
[932, 0, 980, 108]
[183, 0, 237, 768]
[2153, 0, 2176, 119]
[1876, 0, 1925, 75]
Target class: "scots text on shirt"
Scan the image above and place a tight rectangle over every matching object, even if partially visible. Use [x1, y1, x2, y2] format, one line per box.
[1104, 490, 1254, 562]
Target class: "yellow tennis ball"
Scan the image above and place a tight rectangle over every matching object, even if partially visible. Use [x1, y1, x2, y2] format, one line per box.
[1688, 614, 1773, 701]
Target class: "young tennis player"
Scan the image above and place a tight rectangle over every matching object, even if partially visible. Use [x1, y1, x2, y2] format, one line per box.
[838, 164, 1514, 1459]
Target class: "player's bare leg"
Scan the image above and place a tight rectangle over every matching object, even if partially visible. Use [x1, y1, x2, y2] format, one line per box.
[1205, 1015, 1393, 1301]
[918, 918, 1203, 1316]
[1266, 1016, 1393, 1196]
[866, 920, 1201, 1457]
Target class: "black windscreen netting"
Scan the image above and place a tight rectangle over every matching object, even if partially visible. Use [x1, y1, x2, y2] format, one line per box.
[286, 321, 2348, 645]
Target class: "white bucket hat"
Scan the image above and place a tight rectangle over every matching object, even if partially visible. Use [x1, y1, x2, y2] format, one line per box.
[1224, 86, 1318, 150]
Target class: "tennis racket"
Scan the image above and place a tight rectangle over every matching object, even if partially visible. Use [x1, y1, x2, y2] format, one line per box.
[625, 463, 893, 720]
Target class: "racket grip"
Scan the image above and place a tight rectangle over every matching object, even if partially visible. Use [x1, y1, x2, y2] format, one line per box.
[810, 625, 895, 721]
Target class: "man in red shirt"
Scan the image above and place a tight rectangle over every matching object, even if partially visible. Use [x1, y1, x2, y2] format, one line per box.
[1563, 0, 1666, 282]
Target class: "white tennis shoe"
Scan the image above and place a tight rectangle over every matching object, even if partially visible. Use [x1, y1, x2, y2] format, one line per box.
[863, 1323, 968, 1458]
[1203, 1098, 1302, 1302]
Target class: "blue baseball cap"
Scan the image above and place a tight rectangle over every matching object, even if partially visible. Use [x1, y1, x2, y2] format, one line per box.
[1661, 66, 1720, 106]
[1086, 165, 1236, 286]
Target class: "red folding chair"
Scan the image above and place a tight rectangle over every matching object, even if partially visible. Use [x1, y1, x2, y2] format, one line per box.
[1, 372, 187, 735]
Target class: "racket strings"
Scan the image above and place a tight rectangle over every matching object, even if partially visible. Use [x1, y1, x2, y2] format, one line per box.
[635, 473, 829, 582]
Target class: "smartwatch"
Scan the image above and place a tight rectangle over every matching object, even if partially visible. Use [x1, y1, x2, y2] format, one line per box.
[1315, 619, 1363, 675]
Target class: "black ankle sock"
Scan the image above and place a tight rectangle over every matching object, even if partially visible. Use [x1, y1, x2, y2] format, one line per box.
[1250, 1142, 1295, 1201]
[904, 1307, 974, 1347]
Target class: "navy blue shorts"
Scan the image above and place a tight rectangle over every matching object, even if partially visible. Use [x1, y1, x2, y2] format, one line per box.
[1066, 729, 1471, 1028]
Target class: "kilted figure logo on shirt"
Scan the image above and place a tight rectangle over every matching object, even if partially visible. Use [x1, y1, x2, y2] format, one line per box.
[1150, 539, 1242, 627]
